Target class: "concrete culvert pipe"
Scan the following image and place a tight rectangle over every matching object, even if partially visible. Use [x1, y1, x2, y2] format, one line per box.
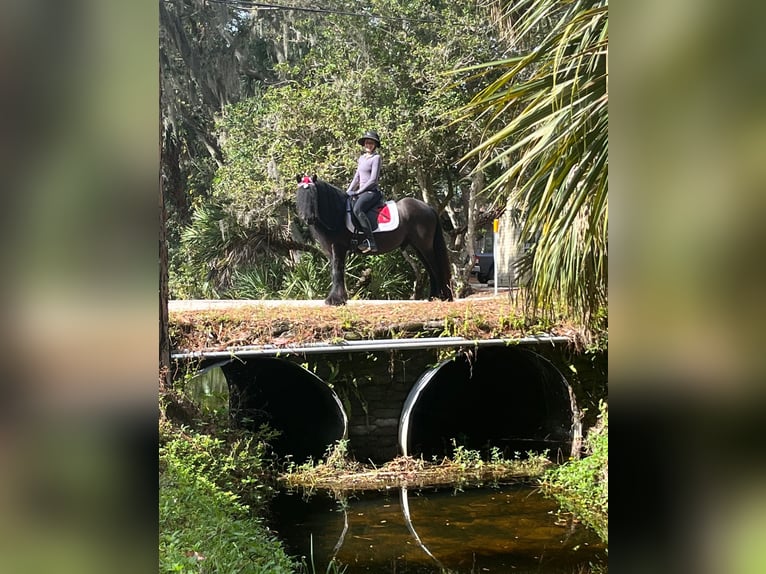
[221, 358, 348, 463]
[399, 346, 580, 461]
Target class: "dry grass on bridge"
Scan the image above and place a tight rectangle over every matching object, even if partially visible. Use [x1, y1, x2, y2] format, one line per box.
[168, 293, 584, 354]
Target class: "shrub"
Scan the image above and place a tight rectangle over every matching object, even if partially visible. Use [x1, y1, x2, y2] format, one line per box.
[159, 424, 296, 573]
[540, 400, 608, 543]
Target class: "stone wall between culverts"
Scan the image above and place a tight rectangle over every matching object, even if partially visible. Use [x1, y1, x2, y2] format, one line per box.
[280, 344, 606, 463]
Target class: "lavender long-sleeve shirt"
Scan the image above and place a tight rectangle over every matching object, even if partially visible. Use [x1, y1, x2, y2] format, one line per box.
[346, 152, 381, 195]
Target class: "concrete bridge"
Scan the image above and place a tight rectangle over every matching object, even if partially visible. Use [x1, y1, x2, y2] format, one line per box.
[170, 300, 607, 464]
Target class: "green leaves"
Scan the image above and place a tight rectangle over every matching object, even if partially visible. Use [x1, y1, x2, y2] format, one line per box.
[540, 400, 608, 542]
[165, 0, 609, 315]
[160, 425, 297, 573]
[456, 0, 608, 331]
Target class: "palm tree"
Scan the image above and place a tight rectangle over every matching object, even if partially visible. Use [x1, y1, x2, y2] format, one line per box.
[455, 0, 608, 333]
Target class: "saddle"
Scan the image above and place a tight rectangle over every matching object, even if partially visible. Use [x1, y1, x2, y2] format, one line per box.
[345, 198, 400, 235]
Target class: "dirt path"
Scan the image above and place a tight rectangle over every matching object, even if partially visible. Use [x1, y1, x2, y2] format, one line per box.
[168, 284, 508, 312]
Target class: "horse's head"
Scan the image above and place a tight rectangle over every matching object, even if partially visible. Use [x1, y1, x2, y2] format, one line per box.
[295, 174, 345, 230]
[295, 174, 319, 224]
[297, 174, 316, 188]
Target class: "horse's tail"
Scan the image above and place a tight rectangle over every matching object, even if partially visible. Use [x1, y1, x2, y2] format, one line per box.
[432, 211, 454, 301]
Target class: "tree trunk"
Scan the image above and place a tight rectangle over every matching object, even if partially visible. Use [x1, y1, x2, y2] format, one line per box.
[159, 135, 171, 393]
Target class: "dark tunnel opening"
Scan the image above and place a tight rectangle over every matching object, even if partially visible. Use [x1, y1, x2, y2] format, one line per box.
[399, 346, 579, 461]
[221, 358, 348, 463]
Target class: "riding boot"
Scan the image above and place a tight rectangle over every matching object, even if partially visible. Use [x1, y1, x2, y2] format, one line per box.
[356, 212, 378, 254]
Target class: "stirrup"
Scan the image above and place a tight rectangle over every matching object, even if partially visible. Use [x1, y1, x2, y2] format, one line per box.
[359, 239, 377, 254]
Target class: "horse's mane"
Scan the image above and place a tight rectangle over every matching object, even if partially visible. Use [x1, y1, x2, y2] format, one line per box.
[296, 176, 347, 231]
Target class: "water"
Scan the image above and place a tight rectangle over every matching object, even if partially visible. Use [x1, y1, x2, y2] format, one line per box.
[269, 483, 606, 573]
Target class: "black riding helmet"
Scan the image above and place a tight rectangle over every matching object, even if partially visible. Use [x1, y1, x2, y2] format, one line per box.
[357, 130, 381, 147]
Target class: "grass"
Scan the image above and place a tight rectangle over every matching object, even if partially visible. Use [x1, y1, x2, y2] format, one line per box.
[159, 378, 353, 574]
[159, 420, 297, 573]
[168, 295, 593, 354]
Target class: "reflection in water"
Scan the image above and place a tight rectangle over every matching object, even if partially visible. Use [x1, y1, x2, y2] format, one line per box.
[269, 483, 606, 573]
[185, 364, 229, 412]
[400, 487, 446, 570]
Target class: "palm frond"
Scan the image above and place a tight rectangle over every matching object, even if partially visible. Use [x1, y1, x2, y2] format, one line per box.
[454, 0, 608, 331]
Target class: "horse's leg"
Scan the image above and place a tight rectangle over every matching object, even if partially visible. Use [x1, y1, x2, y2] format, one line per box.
[411, 231, 453, 301]
[426, 259, 443, 300]
[325, 244, 349, 306]
[410, 244, 441, 300]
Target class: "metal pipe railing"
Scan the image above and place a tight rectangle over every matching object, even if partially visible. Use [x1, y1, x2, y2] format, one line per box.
[171, 335, 572, 360]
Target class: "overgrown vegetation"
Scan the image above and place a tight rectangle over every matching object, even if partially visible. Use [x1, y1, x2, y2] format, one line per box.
[159, 420, 297, 573]
[159, 363, 291, 572]
[161, 0, 609, 335]
[541, 400, 609, 543]
[169, 295, 591, 354]
[159, 376, 353, 574]
[160, 369, 607, 572]
[279, 439, 552, 495]
[162, 0, 508, 304]
[458, 0, 608, 330]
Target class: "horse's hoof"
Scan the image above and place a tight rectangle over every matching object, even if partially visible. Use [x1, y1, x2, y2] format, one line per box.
[324, 297, 347, 306]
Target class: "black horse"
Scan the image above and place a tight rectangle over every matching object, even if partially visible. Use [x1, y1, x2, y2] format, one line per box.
[295, 174, 453, 305]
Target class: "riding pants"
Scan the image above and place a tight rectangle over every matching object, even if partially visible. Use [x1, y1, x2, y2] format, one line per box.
[351, 188, 382, 238]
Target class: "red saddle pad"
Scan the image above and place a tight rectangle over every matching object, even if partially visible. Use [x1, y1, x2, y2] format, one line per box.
[378, 204, 392, 224]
